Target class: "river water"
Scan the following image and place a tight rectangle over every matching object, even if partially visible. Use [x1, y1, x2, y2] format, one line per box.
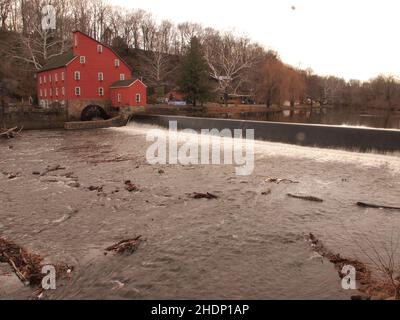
[214, 107, 400, 130]
[1, 123, 400, 299]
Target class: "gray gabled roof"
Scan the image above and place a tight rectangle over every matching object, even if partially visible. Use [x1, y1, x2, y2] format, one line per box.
[39, 50, 76, 72]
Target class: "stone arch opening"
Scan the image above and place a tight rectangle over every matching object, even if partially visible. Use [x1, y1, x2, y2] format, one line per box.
[80, 105, 110, 121]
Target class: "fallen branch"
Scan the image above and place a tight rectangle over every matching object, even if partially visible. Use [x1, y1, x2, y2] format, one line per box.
[306, 233, 394, 300]
[266, 177, 299, 184]
[40, 164, 66, 176]
[105, 236, 143, 255]
[0, 237, 72, 287]
[287, 193, 323, 202]
[124, 180, 139, 192]
[0, 127, 20, 139]
[357, 202, 400, 211]
[191, 192, 218, 200]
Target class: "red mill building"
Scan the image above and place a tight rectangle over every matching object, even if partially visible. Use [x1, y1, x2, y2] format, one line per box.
[37, 30, 147, 121]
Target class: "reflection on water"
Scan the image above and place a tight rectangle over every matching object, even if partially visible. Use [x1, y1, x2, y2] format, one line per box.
[217, 107, 400, 129]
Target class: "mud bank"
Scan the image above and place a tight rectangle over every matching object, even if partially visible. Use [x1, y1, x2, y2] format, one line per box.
[1, 123, 400, 299]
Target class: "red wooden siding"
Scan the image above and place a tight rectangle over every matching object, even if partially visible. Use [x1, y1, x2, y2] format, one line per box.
[37, 31, 147, 109]
[110, 80, 147, 107]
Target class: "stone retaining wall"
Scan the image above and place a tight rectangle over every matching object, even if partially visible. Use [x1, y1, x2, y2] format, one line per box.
[64, 116, 125, 130]
[1, 104, 67, 129]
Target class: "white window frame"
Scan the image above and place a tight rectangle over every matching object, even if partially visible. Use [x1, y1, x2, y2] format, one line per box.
[80, 56, 86, 64]
[120, 74, 125, 81]
[74, 71, 80, 80]
[98, 72, 104, 81]
[62, 87, 65, 96]
[55, 88, 58, 96]
[55, 73, 58, 82]
[97, 45, 103, 53]
[117, 93, 122, 102]
[39, 76, 42, 85]
[44, 89, 47, 97]
[75, 87, 81, 96]
[49, 88, 52, 97]
[74, 34, 78, 47]
[44, 76, 46, 84]
[136, 93, 141, 103]
[115, 59, 120, 67]
[98, 87, 104, 96]
[49, 74, 52, 82]
[61, 72, 65, 81]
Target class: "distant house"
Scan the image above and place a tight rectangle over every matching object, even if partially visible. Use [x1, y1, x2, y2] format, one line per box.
[37, 30, 147, 121]
[220, 94, 255, 105]
[166, 90, 186, 106]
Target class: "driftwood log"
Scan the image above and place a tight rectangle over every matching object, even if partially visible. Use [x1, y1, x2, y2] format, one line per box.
[0, 237, 72, 286]
[357, 202, 400, 211]
[105, 236, 143, 255]
[287, 193, 324, 202]
[0, 126, 23, 139]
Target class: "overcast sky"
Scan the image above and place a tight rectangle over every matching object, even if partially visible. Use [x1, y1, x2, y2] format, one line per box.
[110, 0, 399, 81]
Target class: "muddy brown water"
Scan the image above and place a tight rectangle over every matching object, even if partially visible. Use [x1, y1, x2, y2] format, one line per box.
[1, 123, 400, 299]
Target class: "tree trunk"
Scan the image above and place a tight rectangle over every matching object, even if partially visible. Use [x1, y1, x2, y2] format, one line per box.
[266, 98, 271, 108]
[1, 98, 5, 129]
[383, 108, 392, 129]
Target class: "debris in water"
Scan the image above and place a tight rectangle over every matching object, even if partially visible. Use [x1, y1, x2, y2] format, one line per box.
[357, 202, 400, 211]
[191, 192, 218, 199]
[7, 172, 19, 180]
[62, 172, 78, 179]
[306, 233, 391, 300]
[88, 185, 104, 192]
[261, 189, 272, 196]
[0, 237, 72, 286]
[124, 180, 139, 192]
[52, 214, 71, 224]
[40, 164, 66, 176]
[266, 178, 299, 184]
[0, 126, 23, 139]
[105, 236, 143, 255]
[67, 181, 80, 188]
[287, 193, 323, 202]
[111, 280, 125, 290]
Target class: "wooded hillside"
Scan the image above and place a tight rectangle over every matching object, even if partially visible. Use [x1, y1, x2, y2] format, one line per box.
[0, 0, 399, 110]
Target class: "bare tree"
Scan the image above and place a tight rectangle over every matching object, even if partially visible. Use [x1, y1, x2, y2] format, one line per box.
[0, 0, 12, 30]
[1, 0, 70, 70]
[204, 31, 261, 105]
[352, 230, 400, 299]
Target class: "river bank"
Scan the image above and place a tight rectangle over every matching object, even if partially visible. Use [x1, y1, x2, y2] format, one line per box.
[1, 124, 400, 299]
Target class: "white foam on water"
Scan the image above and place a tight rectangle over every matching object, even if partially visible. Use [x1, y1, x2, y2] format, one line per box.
[110, 122, 400, 174]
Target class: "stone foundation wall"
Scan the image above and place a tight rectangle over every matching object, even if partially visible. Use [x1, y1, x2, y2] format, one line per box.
[67, 99, 113, 121]
[1, 104, 67, 129]
[64, 116, 125, 130]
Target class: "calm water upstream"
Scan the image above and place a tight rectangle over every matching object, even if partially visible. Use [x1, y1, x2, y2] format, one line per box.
[214, 107, 400, 130]
[1, 123, 400, 299]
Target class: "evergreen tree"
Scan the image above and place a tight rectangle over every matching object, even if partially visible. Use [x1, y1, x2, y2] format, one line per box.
[178, 37, 211, 106]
